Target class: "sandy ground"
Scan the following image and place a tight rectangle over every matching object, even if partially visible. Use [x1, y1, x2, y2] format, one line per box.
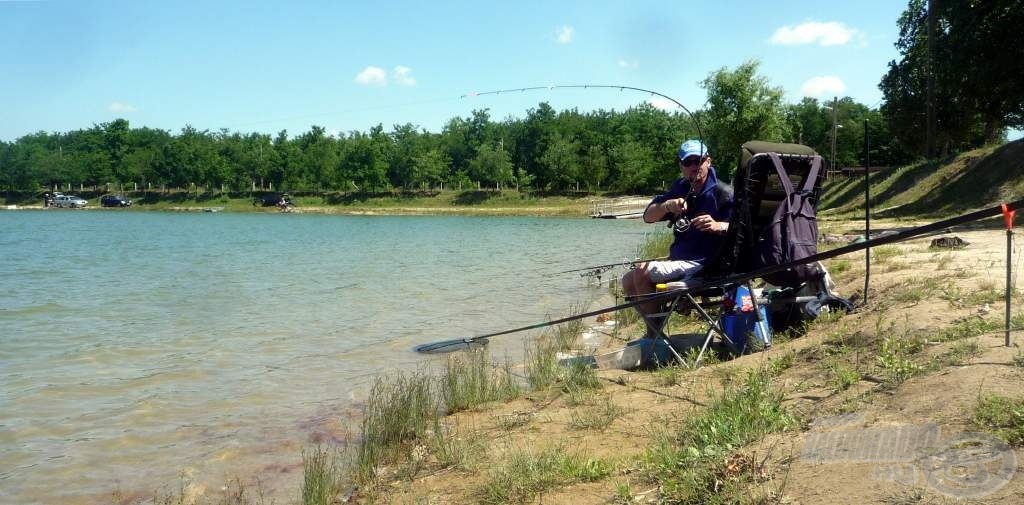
[360, 223, 1024, 504]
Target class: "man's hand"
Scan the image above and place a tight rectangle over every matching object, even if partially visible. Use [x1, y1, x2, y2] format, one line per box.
[691, 214, 725, 234]
[663, 198, 686, 215]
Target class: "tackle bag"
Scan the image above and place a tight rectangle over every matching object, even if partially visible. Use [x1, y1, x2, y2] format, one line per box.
[757, 153, 822, 287]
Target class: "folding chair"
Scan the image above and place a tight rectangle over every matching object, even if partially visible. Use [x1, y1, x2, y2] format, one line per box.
[632, 141, 847, 367]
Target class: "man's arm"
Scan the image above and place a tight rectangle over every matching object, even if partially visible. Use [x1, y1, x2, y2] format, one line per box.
[643, 198, 686, 223]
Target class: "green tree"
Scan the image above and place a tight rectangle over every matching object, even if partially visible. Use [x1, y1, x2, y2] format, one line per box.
[701, 60, 790, 178]
[410, 149, 449, 189]
[580, 145, 609, 191]
[880, 0, 1024, 157]
[609, 140, 658, 193]
[297, 126, 339, 191]
[467, 143, 513, 189]
[538, 134, 581, 191]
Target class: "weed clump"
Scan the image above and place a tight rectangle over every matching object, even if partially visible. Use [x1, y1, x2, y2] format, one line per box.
[356, 371, 438, 481]
[302, 446, 343, 505]
[440, 348, 520, 413]
[478, 446, 612, 504]
[974, 394, 1024, 446]
[643, 371, 795, 504]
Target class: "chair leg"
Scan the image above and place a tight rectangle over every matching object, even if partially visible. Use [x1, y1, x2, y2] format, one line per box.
[693, 326, 717, 368]
[683, 292, 733, 368]
[638, 296, 689, 367]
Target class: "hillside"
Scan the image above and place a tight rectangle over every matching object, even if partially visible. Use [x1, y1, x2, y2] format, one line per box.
[820, 139, 1024, 218]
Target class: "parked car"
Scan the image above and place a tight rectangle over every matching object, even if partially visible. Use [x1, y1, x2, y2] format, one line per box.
[100, 194, 132, 207]
[53, 195, 88, 208]
[253, 193, 294, 207]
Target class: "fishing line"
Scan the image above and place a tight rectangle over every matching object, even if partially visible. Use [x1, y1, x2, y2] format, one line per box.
[224, 84, 703, 138]
[461, 84, 706, 154]
[227, 96, 460, 129]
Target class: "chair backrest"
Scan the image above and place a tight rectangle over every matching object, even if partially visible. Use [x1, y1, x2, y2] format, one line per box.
[703, 141, 823, 284]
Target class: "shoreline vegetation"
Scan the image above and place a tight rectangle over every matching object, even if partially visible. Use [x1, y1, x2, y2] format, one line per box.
[6, 137, 1022, 219]
[4, 189, 608, 217]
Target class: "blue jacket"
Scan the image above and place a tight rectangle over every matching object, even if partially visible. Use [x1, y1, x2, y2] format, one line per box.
[648, 167, 734, 263]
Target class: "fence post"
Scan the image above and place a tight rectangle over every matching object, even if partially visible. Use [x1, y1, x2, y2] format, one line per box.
[1003, 204, 1016, 347]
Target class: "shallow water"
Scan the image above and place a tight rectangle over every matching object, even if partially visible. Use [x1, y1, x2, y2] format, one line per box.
[0, 210, 645, 504]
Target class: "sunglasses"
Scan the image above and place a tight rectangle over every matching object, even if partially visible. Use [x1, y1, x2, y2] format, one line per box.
[679, 156, 705, 168]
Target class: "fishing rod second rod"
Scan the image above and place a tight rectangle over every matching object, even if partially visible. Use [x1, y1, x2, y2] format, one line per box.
[414, 198, 1024, 353]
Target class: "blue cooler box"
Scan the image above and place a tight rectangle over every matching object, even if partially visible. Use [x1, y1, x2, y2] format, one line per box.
[720, 286, 772, 354]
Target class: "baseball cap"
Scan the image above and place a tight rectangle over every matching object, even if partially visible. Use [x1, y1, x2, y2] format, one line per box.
[677, 139, 708, 161]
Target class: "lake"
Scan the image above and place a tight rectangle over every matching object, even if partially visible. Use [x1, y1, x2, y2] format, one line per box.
[0, 209, 646, 504]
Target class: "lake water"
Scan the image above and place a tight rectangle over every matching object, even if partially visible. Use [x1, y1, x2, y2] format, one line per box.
[0, 209, 646, 504]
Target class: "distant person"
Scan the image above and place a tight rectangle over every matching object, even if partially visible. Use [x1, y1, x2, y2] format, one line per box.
[43, 192, 50, 208]
[621, 139, 734, 332]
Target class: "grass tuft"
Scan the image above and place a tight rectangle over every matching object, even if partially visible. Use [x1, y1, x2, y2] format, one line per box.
[552, 302, 587, 351]
[357, 371, 438, 482]
[826, 361, 861, 392]
[478, 447, 613, 504]
[973, 394, 1024, 446]
[871, 245, 902, 264]
[301, 446, 342, 505]
[569, 395, 624, 431]
[875, 336, 921, 386]
[525, 336, 560, 390]
[430, 418, 487, 471]
[932, 317, 1001, 342]
[440, 349, 520, 413]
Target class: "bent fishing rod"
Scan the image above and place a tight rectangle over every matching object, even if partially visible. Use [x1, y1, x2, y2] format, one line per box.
[462, 84, 707, 156]
[414, 198, 1024, 353]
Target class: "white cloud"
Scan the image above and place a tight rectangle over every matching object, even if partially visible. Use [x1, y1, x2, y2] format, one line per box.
[648, 97, 678, 111]
[555, 25, 574, 44]
[800, 76, 847, 97]
[392, 66, 416, 86]
[108, 101, 137, 113]
[770, 21, 860, 46]
[617, 59, 639, 69]
[354, 66, 387, 86]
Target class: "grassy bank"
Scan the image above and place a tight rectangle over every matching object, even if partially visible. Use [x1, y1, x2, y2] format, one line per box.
[819, 138, 1024, 218]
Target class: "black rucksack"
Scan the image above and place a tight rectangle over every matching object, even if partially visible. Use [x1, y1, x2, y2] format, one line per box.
[757, 153, 822, 287]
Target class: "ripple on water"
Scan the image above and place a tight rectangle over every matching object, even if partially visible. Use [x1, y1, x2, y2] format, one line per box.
[0, 211, 643, 504]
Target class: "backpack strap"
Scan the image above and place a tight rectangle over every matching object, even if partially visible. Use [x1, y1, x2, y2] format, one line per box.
[801, 156, 822, 194]
[767, 153, 795, 197]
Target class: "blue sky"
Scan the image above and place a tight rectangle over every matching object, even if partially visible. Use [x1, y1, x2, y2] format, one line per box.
[3, 0, 920, 141]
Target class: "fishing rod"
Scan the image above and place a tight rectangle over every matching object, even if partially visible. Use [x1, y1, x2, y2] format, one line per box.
[413, 198, 1024, 354]
[556, 256, 668, 275]
[461, 84, 707, 157]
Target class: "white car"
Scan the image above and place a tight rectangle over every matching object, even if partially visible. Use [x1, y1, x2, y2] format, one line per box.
[53, 195, 88, 208]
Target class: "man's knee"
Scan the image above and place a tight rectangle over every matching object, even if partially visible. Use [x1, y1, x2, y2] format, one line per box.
[621, 270, 635, 294]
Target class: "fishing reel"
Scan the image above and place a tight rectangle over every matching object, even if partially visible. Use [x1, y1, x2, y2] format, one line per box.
[670, 215, 691, 233]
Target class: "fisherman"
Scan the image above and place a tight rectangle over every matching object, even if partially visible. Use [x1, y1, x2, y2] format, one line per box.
[621, 139, 733, 332]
